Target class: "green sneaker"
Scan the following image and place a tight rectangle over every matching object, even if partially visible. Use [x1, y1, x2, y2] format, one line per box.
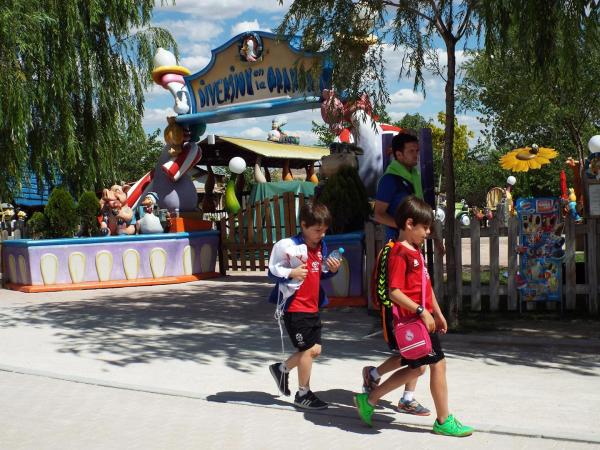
[353, 393, 375, 427]
[433, 414, 473, 437]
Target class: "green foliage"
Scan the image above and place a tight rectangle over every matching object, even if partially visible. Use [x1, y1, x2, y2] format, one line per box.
[477, 1, 600, 78]
[394, 113, 430, 132]
[311, 121, 336, 147]
[459, 38, 600, 165]
[451, 146, 566, 208]
[77, 191, 100, 237]
[27, 212, 48, 239]
[394, 112, 473, 160]
[44, 187, 78, 238]
[317, 166, 370, 234]
[0, 0, 177, 199]
[110, 129, 164, 185]
[431, 113, 474, 161]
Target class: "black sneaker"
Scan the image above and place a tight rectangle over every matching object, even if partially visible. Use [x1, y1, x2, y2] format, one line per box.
[294, 390, 328, 410]
[269, 363, 290, 396]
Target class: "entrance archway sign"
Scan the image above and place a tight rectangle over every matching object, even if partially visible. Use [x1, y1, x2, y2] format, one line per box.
[175, 31, 331, 126]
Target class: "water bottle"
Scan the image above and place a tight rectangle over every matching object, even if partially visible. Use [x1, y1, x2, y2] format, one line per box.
[322, 247, 344, 273]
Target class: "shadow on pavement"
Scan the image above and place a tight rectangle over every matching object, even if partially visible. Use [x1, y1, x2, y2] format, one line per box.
[206, 388, 432, 435]
[0, 273, 599, 376]
[206, 390, 290, 408]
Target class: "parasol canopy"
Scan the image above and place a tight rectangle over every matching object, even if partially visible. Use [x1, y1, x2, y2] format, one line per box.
[500, 144, 558, 172]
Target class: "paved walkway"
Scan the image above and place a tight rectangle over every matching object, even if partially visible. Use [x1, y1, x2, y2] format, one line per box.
[0, 272, 599, 449]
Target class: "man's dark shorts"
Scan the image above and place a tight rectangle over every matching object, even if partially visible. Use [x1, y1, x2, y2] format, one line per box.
[403, 333, 445, 368]
[283, 312, 322, 351]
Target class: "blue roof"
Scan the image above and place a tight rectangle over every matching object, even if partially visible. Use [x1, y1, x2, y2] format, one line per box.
[12, 171, 56, 207]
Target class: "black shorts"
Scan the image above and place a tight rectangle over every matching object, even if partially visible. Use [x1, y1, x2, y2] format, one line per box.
[403, 333, 445, 368]
[283, 312, 322, 351]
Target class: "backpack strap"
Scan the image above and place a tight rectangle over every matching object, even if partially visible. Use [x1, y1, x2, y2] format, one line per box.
[372, 240, 395, 309]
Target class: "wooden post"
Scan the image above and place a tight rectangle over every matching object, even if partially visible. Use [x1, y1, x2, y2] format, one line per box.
[237, 210, 246, 270]
[283, 192, 293, 237]
[255, 201, 265, 271]
[218, 218, 228, 275]
[489, 215, 500, 311]
[433, 219, 444, 305]
[202, 167, 216, 213]
[365, 222, 376, 309]
[273, 195, 282, 242]
[507, 216, 519, 310]
[564, 217, 577, 310]
[228, 213, 238, 271]
[470, 219, 481, 311]
[587, 218, 598, 314]
[454, 218, 463, 311]
[246, 204, 256, 271]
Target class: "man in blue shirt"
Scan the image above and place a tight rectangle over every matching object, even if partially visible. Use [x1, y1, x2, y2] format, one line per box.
[375, 133, 423, 242]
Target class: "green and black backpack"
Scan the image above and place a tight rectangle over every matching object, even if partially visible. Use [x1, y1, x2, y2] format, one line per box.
[371, 241, 398, 351]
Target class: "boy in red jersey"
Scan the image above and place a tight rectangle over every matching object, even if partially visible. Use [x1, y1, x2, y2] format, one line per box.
[268, 202, 341, 410]
[354, 196, 473, 437]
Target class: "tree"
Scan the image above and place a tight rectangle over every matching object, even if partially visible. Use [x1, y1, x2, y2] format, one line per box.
[279, 0, 479, 325]
[459, 41, 600, 177]
[44, 187, 78, 238]
[279, 0, 600, 323]
[0, 0, 177, 200]
[395, 112, 473, 160]
[311, 121, 337, 147]
[317, 166, 371, 234]
[112, 129, 164, 185]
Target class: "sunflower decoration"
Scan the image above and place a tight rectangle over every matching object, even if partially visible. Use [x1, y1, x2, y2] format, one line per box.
[499, 144, 558, 172]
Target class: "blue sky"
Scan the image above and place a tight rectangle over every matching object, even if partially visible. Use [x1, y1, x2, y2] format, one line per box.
[143, 0, 484, 145]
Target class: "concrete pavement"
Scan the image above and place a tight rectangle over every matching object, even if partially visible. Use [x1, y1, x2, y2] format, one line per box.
[0, 272, 599, 449]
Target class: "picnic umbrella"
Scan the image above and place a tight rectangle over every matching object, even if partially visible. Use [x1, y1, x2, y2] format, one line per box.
[499, 144, 558, 172]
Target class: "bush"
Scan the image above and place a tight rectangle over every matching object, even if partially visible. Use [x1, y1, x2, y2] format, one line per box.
[77, 191, 100, 237]
[317, 165, 370, 234]
[44, 187, 78, 238]
[27, 212, 48, 239]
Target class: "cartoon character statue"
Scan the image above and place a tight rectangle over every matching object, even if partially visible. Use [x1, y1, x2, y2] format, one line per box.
[152, 48, 191, 115]
[567, 188, 583, 222]
[125, 54, 203, 214]
[239, 33, 262, 62]
[320, 89, 403, 196]
[267, 119, 300, 144]
[137, 192, 164, 234]
[99, 184, 136, 236]
[0, 203, 15, 229]
[505, 176, 516, 216]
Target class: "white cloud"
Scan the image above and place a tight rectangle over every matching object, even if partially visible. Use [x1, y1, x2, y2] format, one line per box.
[157, 0, 290, 20]
[143, 107, 175, 130]
[389, 89, 425, 110]
[388, 111, 407, 122]
[239, 126, 266, 139]
[230, 20, 271, 37]
[154, 20, 223, 42]
[143, 84, 167, 104]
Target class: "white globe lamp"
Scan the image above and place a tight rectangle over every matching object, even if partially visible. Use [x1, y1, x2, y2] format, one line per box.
[229, 157, 247, 175]
[435, 208, 445, 223]
[588, 135, 600, 153]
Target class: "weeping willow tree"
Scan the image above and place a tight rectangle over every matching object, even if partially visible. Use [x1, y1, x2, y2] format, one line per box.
[0, 0, 177, 199]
